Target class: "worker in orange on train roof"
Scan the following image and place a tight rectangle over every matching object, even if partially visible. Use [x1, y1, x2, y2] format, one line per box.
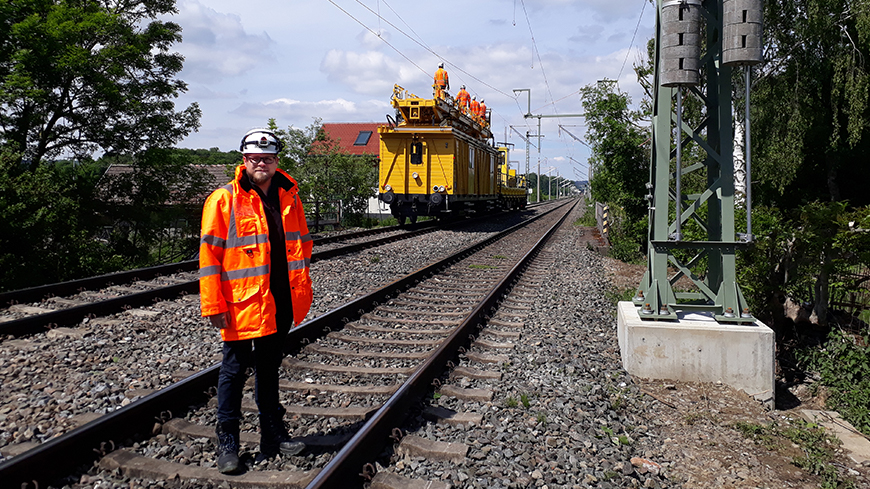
[478, 99, 488, 126]
[199, 128, 312, 474]
[434, 62, 449, 99]
[469, 96, 480, 122]
[456, 85, 471, 113]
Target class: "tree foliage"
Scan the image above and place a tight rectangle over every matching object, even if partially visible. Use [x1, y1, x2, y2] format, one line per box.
[580, 80, 649, 259]
[0, 0, 201, 167]
[268, 118, 377, 225]
[753, 0, 870, 206]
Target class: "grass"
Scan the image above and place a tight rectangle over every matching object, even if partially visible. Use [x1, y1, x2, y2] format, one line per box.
[732, 418, 855, 489]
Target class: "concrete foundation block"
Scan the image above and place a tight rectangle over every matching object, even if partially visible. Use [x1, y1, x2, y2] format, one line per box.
[617, 301, 775, 408]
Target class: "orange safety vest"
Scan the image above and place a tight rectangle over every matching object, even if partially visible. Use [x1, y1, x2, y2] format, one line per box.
[479, 102, 487, 119]
[199, 165, 313, 341]
[434, 68, 449, 88]
[456, 89, 470, 108]
[469, 99, 480, 115]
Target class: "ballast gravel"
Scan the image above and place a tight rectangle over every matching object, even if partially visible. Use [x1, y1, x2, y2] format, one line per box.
[0, 206, 556, 457]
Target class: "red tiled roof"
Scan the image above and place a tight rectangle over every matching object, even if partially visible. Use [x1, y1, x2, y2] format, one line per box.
[321, 123, 386, 156]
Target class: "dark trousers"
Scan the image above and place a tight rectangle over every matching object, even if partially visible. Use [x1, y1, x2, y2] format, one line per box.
[216, 317, 290, 424]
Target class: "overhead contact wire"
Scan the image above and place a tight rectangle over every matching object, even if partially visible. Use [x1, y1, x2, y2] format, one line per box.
[353, 0, 516, 100]
[617, 0, 649, 81]
[328, 0, 429, 77]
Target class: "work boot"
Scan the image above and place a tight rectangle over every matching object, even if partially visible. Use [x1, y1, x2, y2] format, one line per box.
[215, 420, 241, 474]
[258, 411, 305, 460]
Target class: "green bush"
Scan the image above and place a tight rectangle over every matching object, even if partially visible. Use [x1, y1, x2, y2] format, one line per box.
[798, 329, 870, 436]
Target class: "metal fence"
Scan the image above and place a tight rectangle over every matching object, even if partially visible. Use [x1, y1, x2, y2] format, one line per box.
[305, 200, 342, 233]
[830, 263, 870, 319]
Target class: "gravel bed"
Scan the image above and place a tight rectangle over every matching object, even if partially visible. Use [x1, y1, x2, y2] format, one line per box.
[0, 204, 559, 467]
[380, 201, 674, 489]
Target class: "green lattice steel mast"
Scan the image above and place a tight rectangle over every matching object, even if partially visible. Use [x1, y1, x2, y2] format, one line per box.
[633, 0, 758, 323]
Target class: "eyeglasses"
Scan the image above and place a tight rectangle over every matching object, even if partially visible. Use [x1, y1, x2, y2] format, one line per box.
[245, 155, 278, 165]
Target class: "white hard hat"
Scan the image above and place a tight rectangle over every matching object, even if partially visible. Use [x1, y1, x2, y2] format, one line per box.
[481, 99, 485, 103]
[240, 129, 284, 154]
[438, 62, 444, 68]
[461, 85, 466, 89]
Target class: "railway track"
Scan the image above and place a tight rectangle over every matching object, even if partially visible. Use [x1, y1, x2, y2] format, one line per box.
[0, 218, 472, 338]
[0, 205, 552, 337]
[0, 201, 573, 488]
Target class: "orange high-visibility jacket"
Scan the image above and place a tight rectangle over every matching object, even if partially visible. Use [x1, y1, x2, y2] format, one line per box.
[434, 68, 449, 89]
[478, 102, 487, 119]
[456, 89, 470, 108]
[469, 99, 480, 116]
[199, 165, 313, 341]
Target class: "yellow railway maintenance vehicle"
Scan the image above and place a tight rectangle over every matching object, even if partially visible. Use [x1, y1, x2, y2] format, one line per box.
[378, 85, 527, 224]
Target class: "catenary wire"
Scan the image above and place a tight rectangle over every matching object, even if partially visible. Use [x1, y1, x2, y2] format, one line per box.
[617, 0, 649, 81]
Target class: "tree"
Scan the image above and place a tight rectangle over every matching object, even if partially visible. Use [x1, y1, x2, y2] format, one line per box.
[752, 0, 870, 207]
[739, 0, 870, 323]
[580, 80, 649, 259]
[268, 119, 377, 225]
[0, 0, 201, 168]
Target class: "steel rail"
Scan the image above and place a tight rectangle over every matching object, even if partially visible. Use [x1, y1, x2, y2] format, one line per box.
[0, 226, 442, 338]
[306, 200, 578, 489]
[0, 202, 570, 488]
[0, 223, 431, 307]
[0, 204, 550, 307]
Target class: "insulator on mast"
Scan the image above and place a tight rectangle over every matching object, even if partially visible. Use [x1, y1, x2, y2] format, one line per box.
[722, 0, 763, 66]
[660, 0, 702, 87]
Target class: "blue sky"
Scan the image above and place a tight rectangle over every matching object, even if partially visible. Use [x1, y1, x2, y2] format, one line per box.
[168, 0, 655, 182]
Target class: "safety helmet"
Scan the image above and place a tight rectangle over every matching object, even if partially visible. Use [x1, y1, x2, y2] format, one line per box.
[239, 129, 284, 154]
[481, 99, 485, 103]
[438, 62, 444, 68]
[461, 85, 466, 89]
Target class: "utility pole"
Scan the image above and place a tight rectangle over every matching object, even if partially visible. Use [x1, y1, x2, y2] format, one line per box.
[509, 125, 537, 203]
[513, 88, 584, 203]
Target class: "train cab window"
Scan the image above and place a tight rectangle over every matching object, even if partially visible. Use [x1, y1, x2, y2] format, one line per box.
[410, 141, 423, 165]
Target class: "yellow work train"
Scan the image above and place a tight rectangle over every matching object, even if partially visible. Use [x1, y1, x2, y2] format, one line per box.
[378, 85, 527, 224]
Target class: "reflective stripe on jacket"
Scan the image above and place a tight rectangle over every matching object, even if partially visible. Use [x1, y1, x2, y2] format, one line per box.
[199, 165, 314, 341]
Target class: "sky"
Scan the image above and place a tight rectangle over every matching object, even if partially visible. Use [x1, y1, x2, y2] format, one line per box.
[166, 0, 656, 184]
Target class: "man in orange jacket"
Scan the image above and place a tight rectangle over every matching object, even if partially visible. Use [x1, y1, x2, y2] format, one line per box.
[456, 85, 470, 113]
[433, 62, 449, 99]
[479, 99, 488, 127]
[200, 128, 313, 473]
[469, 96, 480, 123]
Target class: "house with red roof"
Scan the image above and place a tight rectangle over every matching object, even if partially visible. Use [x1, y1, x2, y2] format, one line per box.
[319, 122, 391, 220]
[319, 122, 385, 157]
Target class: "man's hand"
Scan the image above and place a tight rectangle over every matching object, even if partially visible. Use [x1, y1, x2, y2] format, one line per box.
[208, 312, 229, 329]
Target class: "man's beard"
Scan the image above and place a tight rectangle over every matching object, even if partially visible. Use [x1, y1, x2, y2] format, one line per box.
[249, 170, 271, 185]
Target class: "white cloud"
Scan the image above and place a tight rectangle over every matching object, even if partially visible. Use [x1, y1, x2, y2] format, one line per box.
[230, 97, 392, 122]
[357, 29, 391, 49]
[172, 0, 276, 83]
[320, 49, 424, 96]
